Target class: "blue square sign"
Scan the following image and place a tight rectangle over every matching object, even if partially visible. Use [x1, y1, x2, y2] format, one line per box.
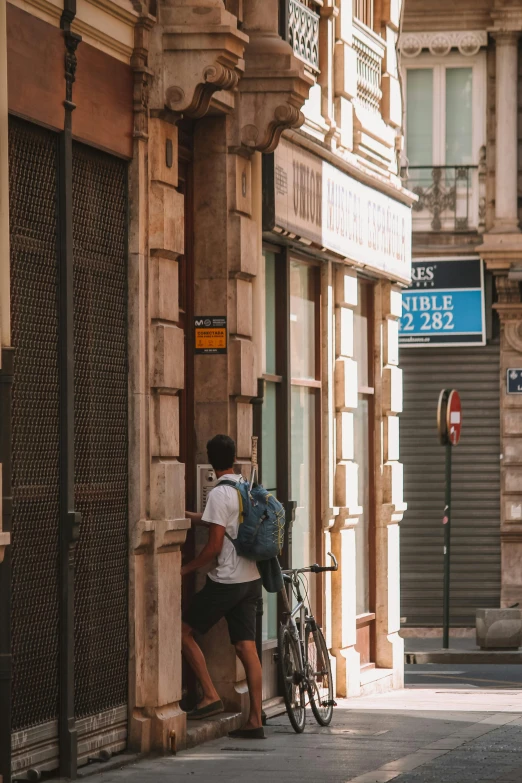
[507, 369, 522, 394]
[400, 258, 486, 347]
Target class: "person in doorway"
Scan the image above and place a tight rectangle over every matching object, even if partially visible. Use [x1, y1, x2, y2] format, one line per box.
[182, 434, 264, 739]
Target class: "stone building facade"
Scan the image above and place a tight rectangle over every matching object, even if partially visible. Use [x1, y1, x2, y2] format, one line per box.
[0, 0, 412, 781]
[400, 0, 522, 631]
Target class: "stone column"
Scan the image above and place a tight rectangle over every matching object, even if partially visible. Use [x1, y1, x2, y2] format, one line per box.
[331, 266, 362, 697]
[128, 27, 190, 751]
[495, 279, 522, 608]
[374, 282, 405, 689]
[192, 114, 257, 715]
[492, 31, 520, 233]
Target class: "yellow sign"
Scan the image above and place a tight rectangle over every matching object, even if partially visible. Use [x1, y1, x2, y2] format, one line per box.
[194, 317, 227, 354]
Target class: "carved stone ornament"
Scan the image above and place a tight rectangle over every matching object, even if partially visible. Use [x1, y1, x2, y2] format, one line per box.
[159, 1, 248, 118]
[495, 275, 521, 305]
[238, 32, 313, 154]
[400, 30, 487, 58]
[504, 320, 522, 354]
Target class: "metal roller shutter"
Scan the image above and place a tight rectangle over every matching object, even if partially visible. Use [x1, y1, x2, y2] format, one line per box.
[400, 344, 501, 627]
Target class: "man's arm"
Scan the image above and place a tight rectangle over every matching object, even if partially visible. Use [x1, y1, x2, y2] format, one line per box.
[180, 523, 226, 577]
[185, 510, 209, 526]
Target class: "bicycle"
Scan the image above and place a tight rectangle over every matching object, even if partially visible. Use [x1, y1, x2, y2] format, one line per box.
[276, 553, 338, 733]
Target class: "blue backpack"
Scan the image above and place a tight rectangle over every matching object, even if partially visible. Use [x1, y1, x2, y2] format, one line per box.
[219, 479, 285, 561]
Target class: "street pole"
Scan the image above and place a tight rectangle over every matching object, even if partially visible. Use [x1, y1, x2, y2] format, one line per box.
[442, 440, 452, 649]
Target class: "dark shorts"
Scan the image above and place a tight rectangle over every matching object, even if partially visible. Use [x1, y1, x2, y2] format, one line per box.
[183, 577, 262, 644]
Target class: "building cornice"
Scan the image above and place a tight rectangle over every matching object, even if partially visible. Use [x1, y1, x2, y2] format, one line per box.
[400, 30, 487, 58]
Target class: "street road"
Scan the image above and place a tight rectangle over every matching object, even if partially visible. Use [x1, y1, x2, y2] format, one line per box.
[405, 663, 522, 689]
[75, 669, 522, 783]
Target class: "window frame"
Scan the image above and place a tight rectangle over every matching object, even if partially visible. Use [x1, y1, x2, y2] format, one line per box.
[353, 279, 377, 668]
[403, 52, 487, 169]
[256, 247, 324, 629]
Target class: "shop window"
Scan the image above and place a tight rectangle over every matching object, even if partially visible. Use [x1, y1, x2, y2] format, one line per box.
[290, 259, 321, 614]
[258, 251, 322, 631]
[261, 251, 279, 642]
[353, 280, 376, 666]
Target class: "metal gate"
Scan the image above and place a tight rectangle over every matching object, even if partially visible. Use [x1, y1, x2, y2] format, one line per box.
[72, 142, 128, 761]
[400, 344, 501, 627]
[9, 116, 61, 775]
[8, 116, 128, 779]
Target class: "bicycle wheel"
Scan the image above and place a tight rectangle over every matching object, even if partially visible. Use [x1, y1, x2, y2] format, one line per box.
[277, 623, 306, 733]
[306, 622, 334, 726]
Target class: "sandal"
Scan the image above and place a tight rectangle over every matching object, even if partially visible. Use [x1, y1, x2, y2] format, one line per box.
[186, 700, 224, 720]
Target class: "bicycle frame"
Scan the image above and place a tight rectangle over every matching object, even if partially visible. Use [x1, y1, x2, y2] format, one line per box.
[280, 573, 315, 682]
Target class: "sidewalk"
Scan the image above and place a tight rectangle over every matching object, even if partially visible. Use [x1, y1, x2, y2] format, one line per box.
[404, 636, 522, 665]
[70, 687, 522, 783]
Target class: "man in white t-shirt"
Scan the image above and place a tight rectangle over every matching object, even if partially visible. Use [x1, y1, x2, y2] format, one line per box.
[182, 434, 264, 739]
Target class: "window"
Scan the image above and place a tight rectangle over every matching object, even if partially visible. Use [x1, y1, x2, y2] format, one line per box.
[405, 62, 479, 167]
[403, 53, 486, 231]
[261, 251, 278, 643]
[290, 259, 321, 614]
[258, 251, 322, 629]
[353, 280, 376, 666]
[354, 0, 373, 29]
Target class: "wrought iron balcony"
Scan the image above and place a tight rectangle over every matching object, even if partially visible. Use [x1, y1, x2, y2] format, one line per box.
[284, 0, 320, 73]
[401, 165, 484, 232]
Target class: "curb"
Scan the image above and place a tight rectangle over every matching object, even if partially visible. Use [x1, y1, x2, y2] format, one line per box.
[406, 650, 522, 665]
[185, 712, 243, 749]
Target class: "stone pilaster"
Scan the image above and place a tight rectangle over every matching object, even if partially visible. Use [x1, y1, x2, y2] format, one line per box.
[128, 22, 190, 753]
[490, 30, 520, 234]
[333, 0, 357, 152]
[379, 0, 403, 131]
[495, 278, 522, 608]
[374, 282, 405, 689]
[191, 114, 257, 715]
[331, 265, 361, 697]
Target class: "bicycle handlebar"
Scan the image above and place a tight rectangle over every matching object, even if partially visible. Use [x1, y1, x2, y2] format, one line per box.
[282, 552, 338, 576]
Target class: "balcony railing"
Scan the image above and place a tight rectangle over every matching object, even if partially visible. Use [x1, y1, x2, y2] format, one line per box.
[402, 165, 483, 232]
[285, 0, 320, 73]
[353, 20, 385, 115]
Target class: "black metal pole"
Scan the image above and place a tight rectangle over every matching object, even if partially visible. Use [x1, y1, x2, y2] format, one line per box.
[58, 13, 81, 778]
[442, 441, 452, 650]
[0, 348, 14, 783]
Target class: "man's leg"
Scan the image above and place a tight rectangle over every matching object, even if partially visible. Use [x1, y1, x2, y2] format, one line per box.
[234, 640, 263, 729]
[181, 622, 221, 708]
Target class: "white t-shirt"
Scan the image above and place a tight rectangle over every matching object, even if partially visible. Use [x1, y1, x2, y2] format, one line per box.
[203, 474, 260, 585]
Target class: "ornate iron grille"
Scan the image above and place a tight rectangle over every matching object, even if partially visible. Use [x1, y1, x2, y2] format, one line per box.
[402, 165, 478, 231]
[9, 116, 61, 730]
[72, 142, 128, 719]
[286, 0, 320, 72]
[353, 28, 383, 114]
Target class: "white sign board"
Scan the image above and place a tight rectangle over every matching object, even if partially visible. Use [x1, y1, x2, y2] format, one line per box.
[268, 138, 412, 284]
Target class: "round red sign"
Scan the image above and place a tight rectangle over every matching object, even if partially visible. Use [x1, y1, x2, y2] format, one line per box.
[446, 390, 462, 446]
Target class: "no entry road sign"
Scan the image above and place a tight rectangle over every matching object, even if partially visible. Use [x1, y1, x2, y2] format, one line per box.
[447, 390, 462, 446]
[437, 387, 462, 650]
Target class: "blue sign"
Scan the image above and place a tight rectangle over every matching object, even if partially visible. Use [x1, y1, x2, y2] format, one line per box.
[400, 258, 485, 347]
[507, 369, 522, 395]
